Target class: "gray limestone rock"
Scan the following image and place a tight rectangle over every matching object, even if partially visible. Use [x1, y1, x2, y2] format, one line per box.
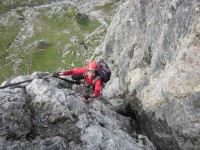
[100, 0, 200, 149]
[0, 88, 32, 141]
[0, 72, 156, 150]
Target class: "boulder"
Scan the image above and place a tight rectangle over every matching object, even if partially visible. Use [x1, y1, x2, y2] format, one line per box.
[0, 72, 156, 149]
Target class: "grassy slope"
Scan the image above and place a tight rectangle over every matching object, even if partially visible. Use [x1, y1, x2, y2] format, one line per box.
[0, 4, 102, 82]
[0, 14, 23, 81]
[0, 1, 117, 83]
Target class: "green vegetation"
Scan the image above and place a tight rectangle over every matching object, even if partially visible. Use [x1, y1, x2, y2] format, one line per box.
[0, 3, 103, 83]
[0, 20, 23, 82]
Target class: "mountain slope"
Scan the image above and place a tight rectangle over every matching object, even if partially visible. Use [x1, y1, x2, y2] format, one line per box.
[0, 0, 119, 82]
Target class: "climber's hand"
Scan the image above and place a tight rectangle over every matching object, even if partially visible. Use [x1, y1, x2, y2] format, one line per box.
[51, 72, 60, 77]
[82, 94, 90, 103]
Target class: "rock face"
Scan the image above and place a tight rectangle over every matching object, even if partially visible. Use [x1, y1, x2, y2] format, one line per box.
[0, 72, 156, 150]
[99, 0, 200, 149]
[1, 0, 200, 149]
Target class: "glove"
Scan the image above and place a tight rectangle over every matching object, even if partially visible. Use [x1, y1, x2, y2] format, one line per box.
[52, 72, 60, 77]
[82, 94, 90, 103]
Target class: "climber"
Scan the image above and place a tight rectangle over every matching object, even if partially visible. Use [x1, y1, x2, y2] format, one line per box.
[55, 61, 102, 103]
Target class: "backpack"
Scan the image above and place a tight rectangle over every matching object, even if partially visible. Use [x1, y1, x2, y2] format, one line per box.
[92, 60, 111, 84]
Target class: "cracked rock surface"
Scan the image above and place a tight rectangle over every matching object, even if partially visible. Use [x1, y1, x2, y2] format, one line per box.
[0, 72, 156, 150]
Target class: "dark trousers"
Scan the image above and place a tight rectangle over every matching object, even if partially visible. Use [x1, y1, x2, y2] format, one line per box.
[71, 74, 93, 94]
[71, 74, 85, 81]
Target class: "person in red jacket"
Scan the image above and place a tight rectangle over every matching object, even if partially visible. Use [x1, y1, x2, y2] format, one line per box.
[58, 61, 102, 103]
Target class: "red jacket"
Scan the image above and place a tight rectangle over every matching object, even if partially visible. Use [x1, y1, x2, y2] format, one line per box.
[63, 67, 102, 98]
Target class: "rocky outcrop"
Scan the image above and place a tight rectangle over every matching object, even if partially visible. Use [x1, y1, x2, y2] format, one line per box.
[73, 0, 113, 13]
[0, 72, 156, 150]
[99, 0, 200, 149]
[1, 0, 200, 149]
